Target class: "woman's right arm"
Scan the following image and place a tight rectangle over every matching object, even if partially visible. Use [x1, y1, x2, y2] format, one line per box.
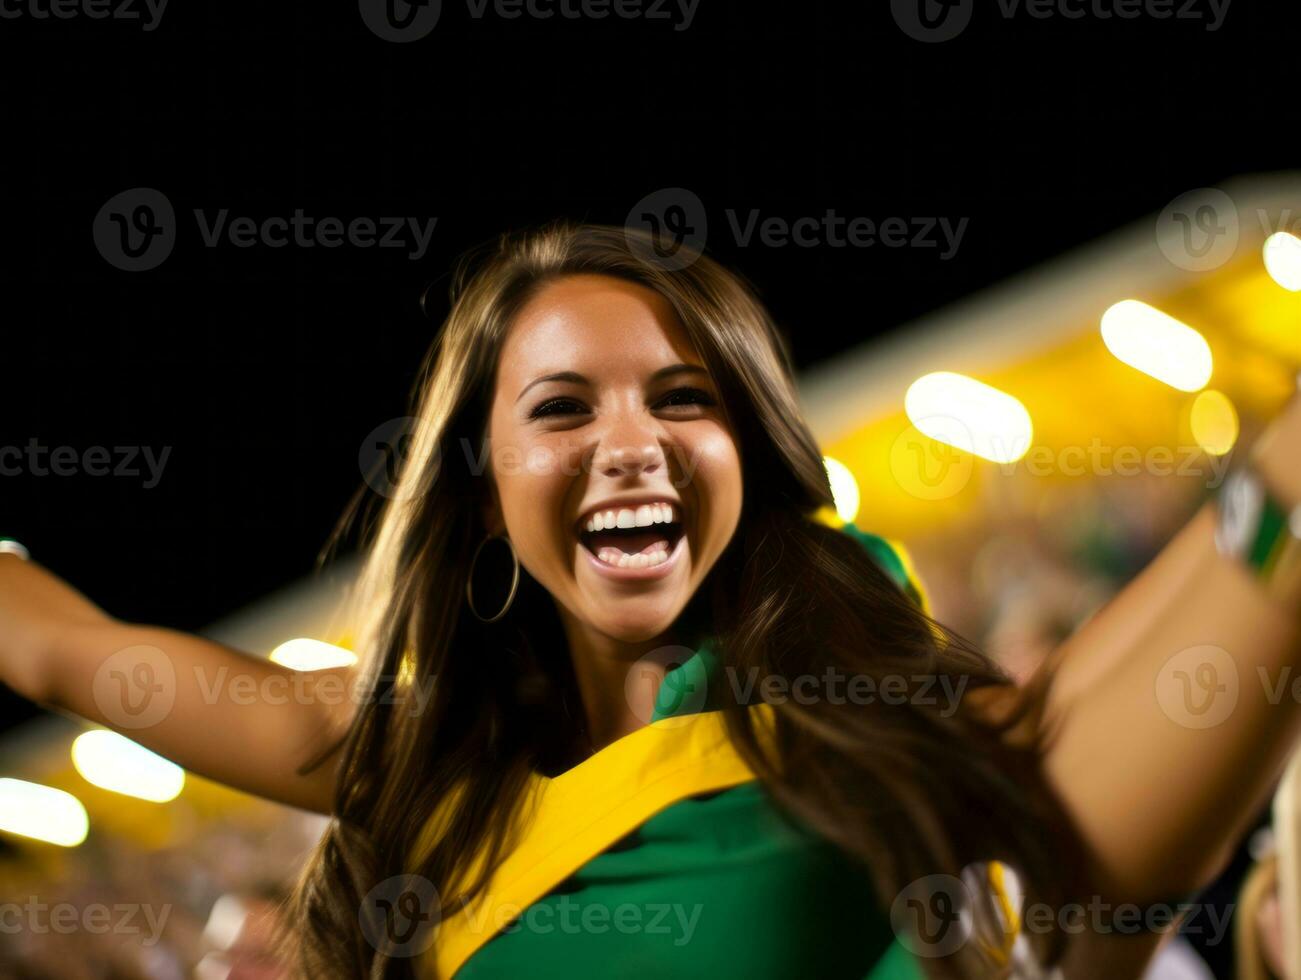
[0, 553, 356, 814]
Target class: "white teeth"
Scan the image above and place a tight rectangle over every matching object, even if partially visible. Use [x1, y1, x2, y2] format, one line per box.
[594, 545, 670, 568]
[581, 502, 679, 533]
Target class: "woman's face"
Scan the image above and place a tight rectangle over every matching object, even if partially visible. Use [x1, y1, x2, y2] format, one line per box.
[485, 274, 743, 643]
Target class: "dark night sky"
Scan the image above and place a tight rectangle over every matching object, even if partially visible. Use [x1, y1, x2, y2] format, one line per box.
[1, 0, 1296, 745]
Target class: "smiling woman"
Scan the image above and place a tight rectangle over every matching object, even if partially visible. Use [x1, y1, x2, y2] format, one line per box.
[275, 222, 1098, 980]
[11, 220, 1301, 980]
[484, 274, 743, 671]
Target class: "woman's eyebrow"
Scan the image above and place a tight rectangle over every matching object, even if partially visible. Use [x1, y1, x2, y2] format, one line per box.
[515, 363, 710, 404]
[649, 363, 710, 383]
[516, 370, 589, 404]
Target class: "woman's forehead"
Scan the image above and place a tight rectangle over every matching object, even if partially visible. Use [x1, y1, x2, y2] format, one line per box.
[497, 275, 698, 383]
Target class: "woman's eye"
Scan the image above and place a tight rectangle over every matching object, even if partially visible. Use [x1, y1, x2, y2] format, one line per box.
[529, 397, 588, 419]
[656, 387, 716, 410]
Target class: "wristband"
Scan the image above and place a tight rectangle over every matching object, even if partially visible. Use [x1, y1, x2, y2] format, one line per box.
[1215, 468, 1301, 606]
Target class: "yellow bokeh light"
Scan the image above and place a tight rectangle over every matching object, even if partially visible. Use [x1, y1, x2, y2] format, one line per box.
[1189, 389, 1239, 456]
[822, 456, 861, 524]
[904, 372, 1033, 464]
[0, 778, 89, 847]
[269, 638, 359, 671]
[72, 729, 185, 803]
[1100, 299, 1212, 392]
[1263, 231, 1301, 292]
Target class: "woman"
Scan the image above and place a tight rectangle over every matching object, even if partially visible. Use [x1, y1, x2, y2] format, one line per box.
[3, 222, 1301, 979]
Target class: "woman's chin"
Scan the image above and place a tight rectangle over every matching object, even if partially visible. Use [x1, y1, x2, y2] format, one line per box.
[565, 587, 681, 643]
[586, 606, 681, 645]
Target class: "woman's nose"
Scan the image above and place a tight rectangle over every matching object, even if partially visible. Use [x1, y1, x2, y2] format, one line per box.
[592, 424, 664, 479]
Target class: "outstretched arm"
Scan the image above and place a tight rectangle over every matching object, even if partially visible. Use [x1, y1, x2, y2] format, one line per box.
[0, 555, 357, 814]
[1033, 395, 1301, 905]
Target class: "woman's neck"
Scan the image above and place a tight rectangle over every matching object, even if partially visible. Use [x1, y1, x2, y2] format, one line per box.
[558, 612, 681, 754]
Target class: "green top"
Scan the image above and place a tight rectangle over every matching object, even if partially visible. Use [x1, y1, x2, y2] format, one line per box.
[455, 523, 928, 979]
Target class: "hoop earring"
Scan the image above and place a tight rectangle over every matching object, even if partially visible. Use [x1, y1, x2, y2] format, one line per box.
[466, 534, 520, 623]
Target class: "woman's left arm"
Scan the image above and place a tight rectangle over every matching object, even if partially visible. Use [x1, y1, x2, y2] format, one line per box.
[1031, 395, 1301, 906]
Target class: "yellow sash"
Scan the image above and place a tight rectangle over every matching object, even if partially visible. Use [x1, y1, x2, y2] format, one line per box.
[421, 705, 771, 978]
[416, 703, 1019, 977]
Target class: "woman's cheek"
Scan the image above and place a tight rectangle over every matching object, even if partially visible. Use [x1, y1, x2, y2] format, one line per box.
[678, 427, 737, 484]
[683, 430, 743, 552]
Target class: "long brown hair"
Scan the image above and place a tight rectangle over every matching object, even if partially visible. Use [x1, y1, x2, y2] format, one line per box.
[284, 222, 1094, 978]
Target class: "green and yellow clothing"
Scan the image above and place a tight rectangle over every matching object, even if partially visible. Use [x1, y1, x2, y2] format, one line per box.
[419, 523, 1001, 978]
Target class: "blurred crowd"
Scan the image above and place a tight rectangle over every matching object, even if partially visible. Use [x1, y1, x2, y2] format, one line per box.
[0, 802, 320, 979]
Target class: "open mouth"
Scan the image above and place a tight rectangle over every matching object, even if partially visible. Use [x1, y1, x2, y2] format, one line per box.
[576, 501, 686, 569]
